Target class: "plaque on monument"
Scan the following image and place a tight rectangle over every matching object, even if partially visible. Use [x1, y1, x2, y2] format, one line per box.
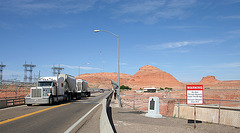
[150, 98, 155, 110]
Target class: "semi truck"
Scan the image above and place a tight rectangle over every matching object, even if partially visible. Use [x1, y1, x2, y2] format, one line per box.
[76, 79, 91, 97]
[25, 74, 90, 106]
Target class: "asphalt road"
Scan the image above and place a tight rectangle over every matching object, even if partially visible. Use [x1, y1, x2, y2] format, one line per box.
[0, 91, 110, 133]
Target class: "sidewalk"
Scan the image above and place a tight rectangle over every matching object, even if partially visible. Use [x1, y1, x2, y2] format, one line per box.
[77, 97, 240, 133]
[111, 98, 240, 133]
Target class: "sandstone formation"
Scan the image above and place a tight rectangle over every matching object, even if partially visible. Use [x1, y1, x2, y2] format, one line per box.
[76, 65, 240, 90]
[199, 76, 221, 85]
[127, 65, 184, 90]
[76, 72, 132, 89]
[198, 76, 240, 89]
[77, 65, 184, 90]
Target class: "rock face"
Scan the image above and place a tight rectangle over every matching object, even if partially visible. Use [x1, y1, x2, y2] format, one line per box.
[76, 65, 240, 90]
[199, 76, 221, 85]
[127, 65, 183, 90]
[77, 72, 132, 89]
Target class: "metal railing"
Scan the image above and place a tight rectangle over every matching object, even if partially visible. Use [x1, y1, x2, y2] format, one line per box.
[120, 94, 240, 127]
[0, 81, 35, 108]
[0, 81, 35, 99]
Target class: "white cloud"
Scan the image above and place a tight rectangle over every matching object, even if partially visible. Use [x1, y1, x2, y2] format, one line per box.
[219, 15, 240, 19]
[192, 62, 240, 68]
[2, 70, 23, 76]
[115, 0, 197, 24]
[120, 63, 127, 66]
[0, 0, 97, 15]
[215, 62, 240, 68]
[61, 64, 101, 70]
[40, 23, 68, 30]
[146, 40, 222, 50]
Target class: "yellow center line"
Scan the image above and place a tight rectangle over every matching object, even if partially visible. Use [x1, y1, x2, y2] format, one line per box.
[0, 102, 71, 125]
[0, 93, 104, 125]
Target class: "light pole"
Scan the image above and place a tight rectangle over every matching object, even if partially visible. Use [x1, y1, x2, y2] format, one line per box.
[94, 29, 121, 107]
[78, 63, 90, 79]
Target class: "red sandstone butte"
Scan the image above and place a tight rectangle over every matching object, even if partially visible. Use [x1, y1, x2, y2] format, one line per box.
[127, 65, 184, 90]
[199, 76, 221, 85]
[198, 75, 240, 89]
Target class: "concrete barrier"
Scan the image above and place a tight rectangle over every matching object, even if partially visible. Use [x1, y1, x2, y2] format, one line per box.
[100, 99, 114, 133]
[64, 91, 115, 133]
[100, 91, 116, 133]
[65, 103, 102, 133]
[173, 104, 240, 127]
[0, 100, 7, 109]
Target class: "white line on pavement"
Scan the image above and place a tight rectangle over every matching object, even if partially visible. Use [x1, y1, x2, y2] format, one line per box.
[64, 103, 101, 133]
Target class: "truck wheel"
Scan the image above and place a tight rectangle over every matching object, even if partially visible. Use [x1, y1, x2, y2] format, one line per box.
[77, 94, 81, 100]
[65, 95, 68, 102]
[49, 96, 53, 105]
[27, 104, 32, 106]
[66, 95, 70, 102]
[87, 92, 91, 97]
[67, 95, 71, 102]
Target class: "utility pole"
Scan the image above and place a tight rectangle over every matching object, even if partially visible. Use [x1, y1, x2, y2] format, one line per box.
[23, 61, 36, 83]
[52, 64, 64, 76]
[0, 62, 6, 82]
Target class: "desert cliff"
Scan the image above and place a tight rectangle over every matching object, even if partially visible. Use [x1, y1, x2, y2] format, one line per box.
[76, 65, 240, 90]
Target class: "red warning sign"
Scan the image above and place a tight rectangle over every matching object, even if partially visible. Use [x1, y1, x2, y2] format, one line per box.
[186, 85, 203, 105]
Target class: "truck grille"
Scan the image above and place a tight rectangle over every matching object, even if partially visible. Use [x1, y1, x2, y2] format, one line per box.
[31, 89, 42, 98]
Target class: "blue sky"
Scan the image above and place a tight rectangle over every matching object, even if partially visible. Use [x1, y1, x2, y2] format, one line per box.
[0, 0, 240, 82]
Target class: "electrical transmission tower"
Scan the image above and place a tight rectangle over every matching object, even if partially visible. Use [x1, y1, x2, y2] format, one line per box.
[52, 64, 64, 76]
[0, 62, 6, 82]
[23, 62, 36, 83]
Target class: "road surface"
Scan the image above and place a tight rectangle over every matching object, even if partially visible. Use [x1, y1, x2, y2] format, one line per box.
[0, 91, 110, 133]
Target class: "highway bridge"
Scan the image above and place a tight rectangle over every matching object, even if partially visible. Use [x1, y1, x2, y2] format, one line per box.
[0, 91, 110, 133]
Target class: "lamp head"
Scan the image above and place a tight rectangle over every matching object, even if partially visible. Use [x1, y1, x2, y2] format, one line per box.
[94, 30, 100, 33]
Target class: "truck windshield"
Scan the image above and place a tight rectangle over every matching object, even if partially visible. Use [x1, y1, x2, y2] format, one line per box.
[38, 82, 52, 87]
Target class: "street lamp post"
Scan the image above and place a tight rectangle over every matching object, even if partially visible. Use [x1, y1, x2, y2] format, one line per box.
[94, 29, 122, 107]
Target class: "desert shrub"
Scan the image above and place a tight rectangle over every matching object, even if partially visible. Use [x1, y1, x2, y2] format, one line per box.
[165, 87, 172, 90]
[120, 85, 132, 90]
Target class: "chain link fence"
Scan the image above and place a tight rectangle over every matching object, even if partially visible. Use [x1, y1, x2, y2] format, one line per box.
[0, 81, 35, 107]
[120, 93, 240, 128]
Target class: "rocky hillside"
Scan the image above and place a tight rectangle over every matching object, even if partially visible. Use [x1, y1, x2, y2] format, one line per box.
[198, 76, 240, 89]
[76, 65, 240, 90]
[77, 65, 184, 90]
[127, 65, 184, 90]
[76, 72, 132, 89]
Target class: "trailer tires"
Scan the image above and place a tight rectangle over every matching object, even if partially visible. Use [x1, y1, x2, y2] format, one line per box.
[67, 95, 70, 102]
[67, 94, 72, 102]
[76, 94, 81, 100]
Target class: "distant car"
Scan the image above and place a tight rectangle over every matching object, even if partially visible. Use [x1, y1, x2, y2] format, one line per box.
[100, 89, 104, 93]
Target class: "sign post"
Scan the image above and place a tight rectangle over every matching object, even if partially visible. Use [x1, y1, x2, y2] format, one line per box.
[186, 85, 203, 129]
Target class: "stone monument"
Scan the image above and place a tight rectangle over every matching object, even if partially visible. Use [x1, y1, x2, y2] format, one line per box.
[145, 97, 162, 118]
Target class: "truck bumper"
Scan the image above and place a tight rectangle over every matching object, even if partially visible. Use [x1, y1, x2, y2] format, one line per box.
[25, 97, 49, 105]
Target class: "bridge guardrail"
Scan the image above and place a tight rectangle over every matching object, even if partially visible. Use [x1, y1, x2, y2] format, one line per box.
[0, 98, 25, 109]
[100, 90, 116, 133]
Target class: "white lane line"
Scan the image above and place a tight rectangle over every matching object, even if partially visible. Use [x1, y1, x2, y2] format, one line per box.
[64, 103, 101, 133]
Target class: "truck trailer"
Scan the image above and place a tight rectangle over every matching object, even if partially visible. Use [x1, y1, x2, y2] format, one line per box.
[76, 79, 91, 97]
[25, 74, 90, 106]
